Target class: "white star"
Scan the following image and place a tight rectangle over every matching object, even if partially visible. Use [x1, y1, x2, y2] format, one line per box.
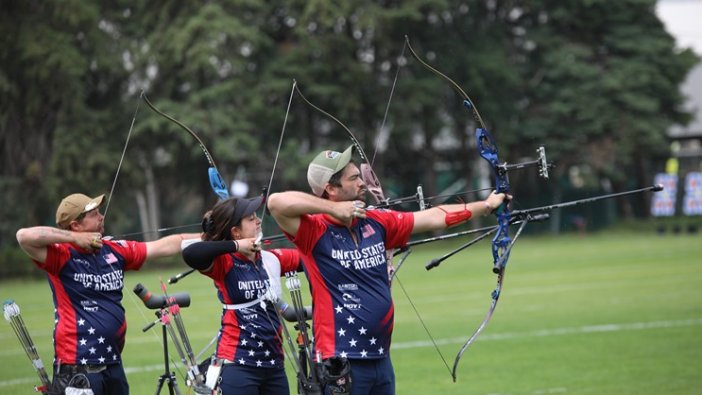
[257, 341, 263, 348]
[98, 356, 105, 363]
[378, 347, 385, 355]
[240, 325, 247, 331]
[79, 338, 87, 346]
[338, 328, 346, 337]
[248, 350, 255, 356]
[89, 347, 96, 354]
[106, 346, 112, 352]
[97, 337, 105, 344]
[88, 327, 96, 335]
[369, 337, 377, 345]
[346, 316, 355, 324]
[361, 350, 368, 358]
[251, 332, 257, 339]
[256, 360, 262, 367]
[239, 358, 246, 365]
[340, 351, 348, 358]
[241, 339, 248, 346]
[270, 359, 276, 365]
[264, 350, 271, 357]
[335, 305, 343, 314]
[358, 327, 367, 335]
[349, 339, 357, 347]
[78, 319, 85, 326]
[112, 354, 117, 361]
[80, 358, 88, 365]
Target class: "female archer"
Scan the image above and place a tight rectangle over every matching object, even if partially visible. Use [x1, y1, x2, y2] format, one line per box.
[182, 196, 302, 395]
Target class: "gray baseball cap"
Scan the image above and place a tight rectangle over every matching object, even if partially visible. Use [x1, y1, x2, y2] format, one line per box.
[307, 145, 354, 196]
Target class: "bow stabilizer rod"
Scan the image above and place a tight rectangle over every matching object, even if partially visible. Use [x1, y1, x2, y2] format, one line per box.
[510, 184, 664, 217]
[425, 213, 551, 271]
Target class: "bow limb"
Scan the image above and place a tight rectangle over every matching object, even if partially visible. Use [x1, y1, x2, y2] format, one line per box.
[293, 83, 387, 205]
[405, 36, 489, 131]
[142, 93, 229, 201]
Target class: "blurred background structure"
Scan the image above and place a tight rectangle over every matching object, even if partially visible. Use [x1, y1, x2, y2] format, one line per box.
[655, 0, 702, 227]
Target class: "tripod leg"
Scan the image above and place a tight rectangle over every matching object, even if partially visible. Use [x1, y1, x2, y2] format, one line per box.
[154, 375, 166, 395]
[153, 314, 182, 395]
[168, 372, 182, 395]
[154, 373, 182, 395]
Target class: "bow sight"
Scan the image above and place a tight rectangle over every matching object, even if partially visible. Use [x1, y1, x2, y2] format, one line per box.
[499, 146, 553, 179]
[476, 131, 553, 187]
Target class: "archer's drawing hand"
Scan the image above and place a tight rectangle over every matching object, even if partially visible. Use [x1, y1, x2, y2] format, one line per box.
[76, 232, 103, 251]
[337, 200, 366, 223]
[237, 237, 262, 254]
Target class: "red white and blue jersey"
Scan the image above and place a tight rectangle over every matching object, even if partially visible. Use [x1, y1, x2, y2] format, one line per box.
[203, 249, 300, 368]
[32, 240, 147, 365]
[289, 209, 413, 360]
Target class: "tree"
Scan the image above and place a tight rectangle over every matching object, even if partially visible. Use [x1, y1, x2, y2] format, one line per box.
[513, 0, 697, 226]
[1, 0, 696, 276]
[0, 0, 131, 248]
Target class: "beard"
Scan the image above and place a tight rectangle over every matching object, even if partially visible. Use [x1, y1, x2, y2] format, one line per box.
[354, 188, 367, 201]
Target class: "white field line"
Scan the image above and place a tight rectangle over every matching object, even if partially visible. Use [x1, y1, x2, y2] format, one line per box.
[1, 318, 700, 387]
[390, 317, 702, 349]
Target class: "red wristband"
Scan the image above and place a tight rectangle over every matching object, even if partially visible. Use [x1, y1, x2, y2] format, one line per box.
[445, 209, 472, 226]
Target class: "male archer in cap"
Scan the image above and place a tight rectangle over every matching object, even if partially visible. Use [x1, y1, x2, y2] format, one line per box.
[16, 193, 199, 395]
[267, 146, 509, 395]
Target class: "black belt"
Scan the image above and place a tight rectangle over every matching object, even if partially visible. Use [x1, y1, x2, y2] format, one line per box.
[56, 363, 108, 374]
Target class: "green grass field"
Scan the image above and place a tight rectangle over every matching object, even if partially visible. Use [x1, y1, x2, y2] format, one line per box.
[1, 229, 700, 394]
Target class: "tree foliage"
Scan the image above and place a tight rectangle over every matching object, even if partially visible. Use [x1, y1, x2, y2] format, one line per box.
[0, 0, 697, 272]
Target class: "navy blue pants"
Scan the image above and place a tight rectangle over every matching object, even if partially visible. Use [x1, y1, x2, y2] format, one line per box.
[347, 358, 395, 395]
[218, 364, 289, 395]
[84, 364, 129, 395]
